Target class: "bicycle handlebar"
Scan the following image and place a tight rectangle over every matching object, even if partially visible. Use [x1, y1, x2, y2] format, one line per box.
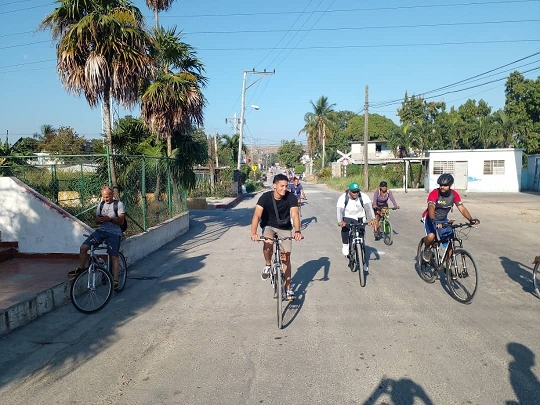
[258, 235, 304, 241]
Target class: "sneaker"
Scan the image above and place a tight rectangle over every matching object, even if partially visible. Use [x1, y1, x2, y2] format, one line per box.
[341, 244, 349, 256]
[68, 267, 85, 278]
[286, 290, 295, 301]
[261, 265, 271, 280]
[113, 280, 120, 291]
[363, 264, 369, 272]
[422, 250, 433, 263]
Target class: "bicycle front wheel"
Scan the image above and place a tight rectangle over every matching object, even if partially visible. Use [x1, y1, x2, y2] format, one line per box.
[115, 253, 128, 292]
[276, 265, 283, 329]
[447, 248, 479, 304]
[533, 261, 540, 298]
[356, 243, 366, 287]
[416, 238, 437, 284]
[383, 219, 393, 246]
[71, 265, 113, 314]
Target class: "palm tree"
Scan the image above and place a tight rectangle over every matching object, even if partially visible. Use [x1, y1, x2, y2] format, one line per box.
[299, 96, 336, 168]
[141, 26, 207, 157]
[145, 0, 176, 28]
[39, 0, 153, 190]
[492, 110, 517, 148]
[219, 134, 247, 167]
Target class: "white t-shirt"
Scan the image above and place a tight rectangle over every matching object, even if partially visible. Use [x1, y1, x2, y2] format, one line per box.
[96, 200, 125, 235]
[336, 192, 372, 222]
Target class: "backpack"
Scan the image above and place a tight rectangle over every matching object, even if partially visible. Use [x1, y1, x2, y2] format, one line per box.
[342, 191, 365, 221]
[99, 199, 127, 233]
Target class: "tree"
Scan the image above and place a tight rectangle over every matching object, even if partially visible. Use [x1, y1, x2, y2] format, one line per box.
[277, 140, 304, 169]
[39, 0, 153, 190]
[219, 134, 247, 167]
[342, 113, 399, 141]
[140, 26, 207, 157]
[299, 96, 336, 168]
[41, 126, 86, 155]
[145, 0, 176, 28]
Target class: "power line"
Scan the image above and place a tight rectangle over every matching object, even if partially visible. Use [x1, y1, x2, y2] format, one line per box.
[155, 0, 540, 18]
[180, 19, 540, 36]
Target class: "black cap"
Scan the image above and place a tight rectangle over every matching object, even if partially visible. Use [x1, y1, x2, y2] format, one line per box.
[379, 181, 387, 187]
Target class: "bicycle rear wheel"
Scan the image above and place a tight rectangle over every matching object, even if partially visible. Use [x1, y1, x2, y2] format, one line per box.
[383, 219, 393, 246]
[533, 261, 540, 298]
[416, 238, 437, 283]
[348, 240, 357, 272]
[71, 265, 113, 314]
[276, 264, 283, 329]
[356, 243, 366, 287]
[115, 252, 128, 292]
[446, 248, 479, 304]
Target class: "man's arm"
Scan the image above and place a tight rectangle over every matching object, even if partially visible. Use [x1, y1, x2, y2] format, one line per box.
[251, 205, 264, 240]
[457, 204, 474, 222]
[290, 206, 302, 240]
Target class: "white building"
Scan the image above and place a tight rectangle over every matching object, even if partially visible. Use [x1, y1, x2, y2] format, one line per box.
[350, 140, 396, 161]
[425, 148, 524, 192]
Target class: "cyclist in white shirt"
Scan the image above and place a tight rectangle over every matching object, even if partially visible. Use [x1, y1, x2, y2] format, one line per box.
[336, 182, 375, 260]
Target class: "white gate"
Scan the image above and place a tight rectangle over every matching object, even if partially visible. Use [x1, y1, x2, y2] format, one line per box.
[454, 161, 468, 190]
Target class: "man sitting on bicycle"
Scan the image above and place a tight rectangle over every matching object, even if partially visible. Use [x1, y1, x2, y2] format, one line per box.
[422, 173, 479, 262]
[68, 185, 125, 291]
[336, 182, 375, 267]
[288, 176, 306, 206]
[372, 181, 399, 240]
[251, 173, 303, 301]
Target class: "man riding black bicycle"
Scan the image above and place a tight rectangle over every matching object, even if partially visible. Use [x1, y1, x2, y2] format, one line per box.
[68, 185, 125, 291]
[336, 182, 375, 270]
[250, 173, 303, 301]
[422, 174, 479, 262]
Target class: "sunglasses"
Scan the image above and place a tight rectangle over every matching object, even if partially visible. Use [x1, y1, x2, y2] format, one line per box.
[350, 190, 360, 194]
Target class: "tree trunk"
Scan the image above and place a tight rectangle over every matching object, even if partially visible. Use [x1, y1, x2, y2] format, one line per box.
[167, 134, 172, 157]
[154, 9, 159, 29]
[103, 89, 118, 195]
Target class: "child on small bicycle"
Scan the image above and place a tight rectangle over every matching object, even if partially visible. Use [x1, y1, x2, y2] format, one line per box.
[372, 181, 399, 240]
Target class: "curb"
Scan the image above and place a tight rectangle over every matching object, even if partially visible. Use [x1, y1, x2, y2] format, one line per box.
[213, 194, 244, 209]
[0, 280, 71, 336]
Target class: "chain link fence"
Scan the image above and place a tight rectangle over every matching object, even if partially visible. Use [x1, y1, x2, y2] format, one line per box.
[0, 154, 189, 236]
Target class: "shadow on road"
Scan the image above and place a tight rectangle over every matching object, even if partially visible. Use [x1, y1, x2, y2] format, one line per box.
[282, 257, 331, 328]
[499, 256, 535, 295]
[362, 376, 433, 405]
[506, 342, 540, 404]
[300, 216, 317, 231]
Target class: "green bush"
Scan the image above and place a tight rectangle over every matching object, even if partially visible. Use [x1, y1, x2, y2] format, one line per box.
[315, 166, 332, 180]
[294, 164, 305, 175]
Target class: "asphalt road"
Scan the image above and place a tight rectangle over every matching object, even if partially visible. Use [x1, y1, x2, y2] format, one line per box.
[0, 184, 539, 405]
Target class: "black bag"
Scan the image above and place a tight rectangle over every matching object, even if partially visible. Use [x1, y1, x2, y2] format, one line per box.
[99, 200, 127, 233]
[271, 193, 291, 226]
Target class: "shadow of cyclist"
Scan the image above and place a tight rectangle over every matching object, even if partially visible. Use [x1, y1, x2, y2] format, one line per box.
[499, 256, 535, 295]
[505, 342, 540, 405]
[362, 376, 433, 405]
[282, 257, 330, 328]
[300, 216, 317, 231]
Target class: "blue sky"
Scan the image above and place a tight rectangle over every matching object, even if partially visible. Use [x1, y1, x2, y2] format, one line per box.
[1, 0, 539, 148]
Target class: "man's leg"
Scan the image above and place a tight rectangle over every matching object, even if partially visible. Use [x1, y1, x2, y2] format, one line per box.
[79, 244, 90, 268]
[110, 255, 119, 281]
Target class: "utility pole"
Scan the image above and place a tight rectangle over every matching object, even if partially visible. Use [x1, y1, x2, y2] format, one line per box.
[225, 113, 240, 134]
[214, 131, 219, 168]
[322, 122, 326, 169]
[237, 69, 275, 170]
[364, 85, 369, 191]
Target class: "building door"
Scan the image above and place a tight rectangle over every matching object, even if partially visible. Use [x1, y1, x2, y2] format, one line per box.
[454, 161, 468, 190]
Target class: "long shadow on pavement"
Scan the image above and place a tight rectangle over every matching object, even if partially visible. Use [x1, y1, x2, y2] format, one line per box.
[500, 256, 536, 295]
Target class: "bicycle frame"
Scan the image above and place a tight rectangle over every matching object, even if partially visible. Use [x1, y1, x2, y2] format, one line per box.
[347, 221, 367, 286]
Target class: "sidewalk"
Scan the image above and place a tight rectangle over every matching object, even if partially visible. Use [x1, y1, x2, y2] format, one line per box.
[0, 194, 245, 336]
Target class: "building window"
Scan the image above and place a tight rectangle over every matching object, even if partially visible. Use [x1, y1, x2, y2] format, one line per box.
[375, 144, 382, 152]
[483, 160, 505, 175]
[433, 161, 455, 175]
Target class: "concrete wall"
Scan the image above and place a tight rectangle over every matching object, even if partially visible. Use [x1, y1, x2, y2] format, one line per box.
[526, 154, 540, 191]
[427, 149, 523, 192]
[0, 177, 93, 253]
[0, 177, 190, 258]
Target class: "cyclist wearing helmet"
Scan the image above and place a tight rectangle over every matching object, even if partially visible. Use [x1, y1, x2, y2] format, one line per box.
[336, 182, 375, 267]
[421, 173, 479, 262]
[372, 181, 399, 240]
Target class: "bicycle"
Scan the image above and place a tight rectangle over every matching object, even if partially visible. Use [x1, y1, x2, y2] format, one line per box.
[533, 255, 540, 298]
[345, 220, 367, 287]
[70, 234, 128, 314]
[376, 207, 397, 246]
[416, 222, 479, 304]
[259, 234, 297, 329]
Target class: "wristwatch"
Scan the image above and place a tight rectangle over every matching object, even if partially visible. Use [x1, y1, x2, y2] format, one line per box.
[295, 230, 301, 234]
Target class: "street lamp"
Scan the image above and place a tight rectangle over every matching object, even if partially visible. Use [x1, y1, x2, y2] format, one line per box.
[237, 69, 275, 170]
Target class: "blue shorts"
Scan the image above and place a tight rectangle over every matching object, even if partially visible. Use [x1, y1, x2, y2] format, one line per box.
[83, 229, 122, 256]
[423, 218, 452, 242]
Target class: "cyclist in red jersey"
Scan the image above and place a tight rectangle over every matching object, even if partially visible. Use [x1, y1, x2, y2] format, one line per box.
[421, 173, 479, 262]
